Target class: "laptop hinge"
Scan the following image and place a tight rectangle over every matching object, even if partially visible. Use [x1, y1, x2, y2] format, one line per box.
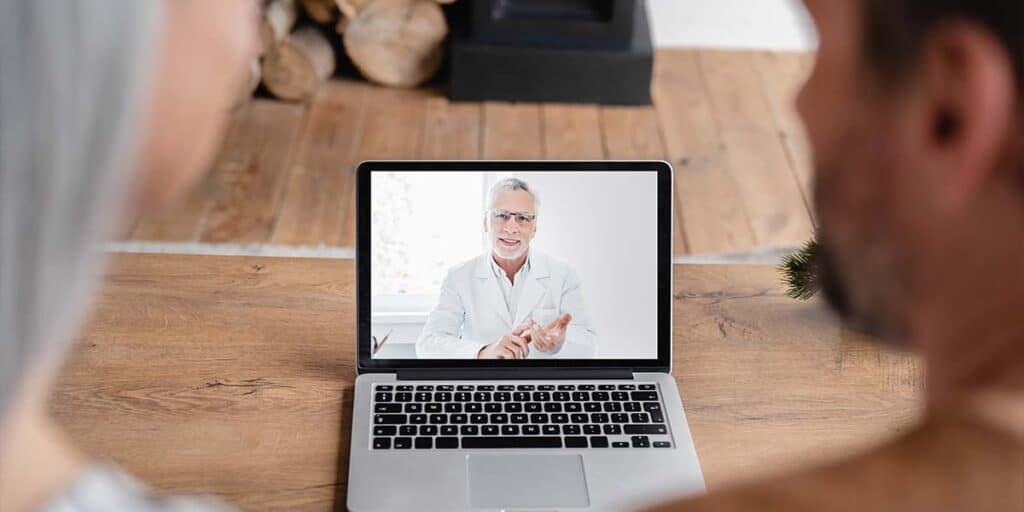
[396, 368, 634, 381]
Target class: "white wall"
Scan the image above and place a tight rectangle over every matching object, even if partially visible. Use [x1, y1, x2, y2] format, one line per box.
[647, 0, 817, 51]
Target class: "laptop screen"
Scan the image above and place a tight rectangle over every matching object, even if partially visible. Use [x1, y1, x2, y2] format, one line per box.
[369, 170, 660, 361]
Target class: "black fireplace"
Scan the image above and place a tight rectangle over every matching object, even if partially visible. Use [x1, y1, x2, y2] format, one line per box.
[448, 0, 653, 105]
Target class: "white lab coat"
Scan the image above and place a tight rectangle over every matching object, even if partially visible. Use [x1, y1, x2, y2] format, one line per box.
[416, 252, 598, 359]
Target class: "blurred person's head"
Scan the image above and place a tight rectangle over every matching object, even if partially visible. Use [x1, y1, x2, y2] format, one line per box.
[0, 0, 257, 419]
[484, 178, 539, 262]
[800, 0, 1024, 396]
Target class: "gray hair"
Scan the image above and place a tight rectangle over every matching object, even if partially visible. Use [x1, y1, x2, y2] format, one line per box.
[487, 178, 540, 215]
[0, 0, 161, 417]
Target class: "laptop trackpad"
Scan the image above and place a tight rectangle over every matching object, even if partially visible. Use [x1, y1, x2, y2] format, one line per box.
[468, 454, 590, 509]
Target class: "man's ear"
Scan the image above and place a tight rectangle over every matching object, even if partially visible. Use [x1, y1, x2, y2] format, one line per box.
[920, 21, 1015, 211]
[483, 214, 489, 233]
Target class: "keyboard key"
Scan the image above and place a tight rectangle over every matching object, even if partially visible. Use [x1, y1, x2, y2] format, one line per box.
[557, 384, 576, 391]
[415, 437, 432, 449]
[592, 392, 610, 401]
[471, 414, 488, 424]
[478, 385, 494, 391]
[631, 436, 650, 448]
[454, 392, 471, 402]
[542, 425, 560, 435]
[404, 403, 423, 413]
[612, 392, 629, 401]
[624, 424, 667, 435]
[375, 393, 393, 402]
[611, 413, 629, 423]
[410, 414, 427, 424]
[630, 413, 650, 423]
[551, 414, 569, 424]
[373, 426, 396, 436]
[466, 403, 482, 413]
[394, 437, 412, 449]
[494, 392, 511, 402]
[584, 403, 602, 412]
[414, 392, 431, 402]
[618, 384, 636, 390]
[516, 385, 535, 391]
[395, 392, 413, 402]
[530, 413, 549, 424]
[612, 442, 630, 448]
[461, 425, 479, 436]
[603, 424, 622, 435]
[571, 413, 588, 424]
[375, 404, 401, 413]
[562, 425, 581, 435]
[572, 392, 589, 401]
[450, 414, 468, 424]
[603, 402, 622, 412]
[538, 385, 555, 391]
[590, 436, 610, 448]
[590, 413, 609, 423]
[565, 436, 588, 448]
[650, 411, 665, 423]
[643, 402, 662, 412]
[523, 425, 540, 435]
[579, 385, 596, 391]
[490, 414, 509, 424]
[374, 414, 406, 425]
[497, 385, 515, 391]
[444, 403, 462, 413]
[544, 403, 562, 413]
[456, 385, 474, 391]
[415, 385, 434, 392]
[434, 392, 452, 402]
[484, 403, 502, 413]
[441, 425, 458, 436]
[377, 385, 394, 392]
[429, 414, 447, 424]
[583, 425, 601, 435]
[437, 385, 454, 391]
[437, 437, 459, 449]
[426, 403, 442, 413]
[504, 403, 523, 413]
[525, 403, 542, 412]
[639, 384, 656, 390]
[474, 392, 491, 402]
[533, 392, 551, 401]
[553, 392, 570, 401]
[462, 437, 562, 449]
[501, 425, 520, 436]
[400, 425, 416, 436]
[654, 441, 671, 448]
[598, 384, 616, 390]
[513, 392, 530, 401]
[397, 385, 414, 391]
[511, 414, 528, 424]
[565, 403, 582, 412]
[631, 391, 659, 402]
[419, 425, 438, 436]
[373, 438, 391, 449]
[482, 425, 499, 436]
[624, 402, 641, 412]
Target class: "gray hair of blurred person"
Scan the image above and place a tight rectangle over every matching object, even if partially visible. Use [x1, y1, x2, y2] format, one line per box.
[487, 178, 540, 215]
[0, 0, 161, 418]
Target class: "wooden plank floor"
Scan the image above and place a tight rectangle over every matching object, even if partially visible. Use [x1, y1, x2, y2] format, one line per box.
[130, 50, 816, 256]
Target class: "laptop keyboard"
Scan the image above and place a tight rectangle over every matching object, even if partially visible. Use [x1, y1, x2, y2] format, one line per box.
[370, 383, 671, 450]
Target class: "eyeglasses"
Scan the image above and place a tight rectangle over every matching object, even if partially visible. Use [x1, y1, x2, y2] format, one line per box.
[488, 209, 536, 226]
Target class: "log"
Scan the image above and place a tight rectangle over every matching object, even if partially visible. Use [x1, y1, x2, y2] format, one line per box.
[234, 58, 262, 108]
[262, 27, 337, 101]
[301, 0, 338, 23]
[259, 0, 298, 55]
[343, 0, 448, 88]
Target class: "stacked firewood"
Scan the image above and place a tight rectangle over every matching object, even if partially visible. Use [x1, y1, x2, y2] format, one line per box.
[238, 0, 451, 104]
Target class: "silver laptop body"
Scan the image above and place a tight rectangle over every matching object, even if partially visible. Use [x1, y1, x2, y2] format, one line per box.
[348, 161, 705, 511]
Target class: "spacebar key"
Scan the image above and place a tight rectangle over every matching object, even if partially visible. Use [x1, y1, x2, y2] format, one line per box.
[461, 437, 562, 449]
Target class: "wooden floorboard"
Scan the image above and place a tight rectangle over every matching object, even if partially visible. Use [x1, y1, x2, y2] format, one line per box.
[199, 100, 305, 244]
[127, 50, 817, 255]
[270, 81, 368, 246]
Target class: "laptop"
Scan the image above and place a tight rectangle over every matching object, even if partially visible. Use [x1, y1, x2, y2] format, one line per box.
[348, 161, 705, 511]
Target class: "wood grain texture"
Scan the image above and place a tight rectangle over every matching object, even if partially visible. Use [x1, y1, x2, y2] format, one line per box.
[653, 51, 756, 254]
[421, 95, 482, 160]
[200, 100, 306, 244]
[698, 50, 814, 247]
[541, 104, 604, 160]
[271, 80, 369, 246]
[481, 102, 543, 160]
[52, 254, 921, 509]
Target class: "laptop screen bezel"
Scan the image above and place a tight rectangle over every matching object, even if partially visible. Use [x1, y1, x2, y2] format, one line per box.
[356, 161, 673, 373]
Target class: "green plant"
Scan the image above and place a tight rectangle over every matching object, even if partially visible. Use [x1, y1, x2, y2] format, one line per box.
[779, 235, 820, 300]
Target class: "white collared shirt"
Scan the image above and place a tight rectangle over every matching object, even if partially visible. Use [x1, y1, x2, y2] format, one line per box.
[489, 252, 531, 323]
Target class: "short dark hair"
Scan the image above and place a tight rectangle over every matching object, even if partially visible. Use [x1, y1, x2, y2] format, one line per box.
[862, 1, 1024, 93]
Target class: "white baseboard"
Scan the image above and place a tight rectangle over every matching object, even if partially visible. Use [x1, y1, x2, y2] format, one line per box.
[647, 0, 817, 51]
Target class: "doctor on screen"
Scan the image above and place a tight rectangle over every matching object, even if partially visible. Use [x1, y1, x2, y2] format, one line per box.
[416, 178, 598, 359]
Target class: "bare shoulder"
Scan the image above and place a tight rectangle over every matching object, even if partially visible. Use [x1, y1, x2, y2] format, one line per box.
[645, 411, 1024, 512]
